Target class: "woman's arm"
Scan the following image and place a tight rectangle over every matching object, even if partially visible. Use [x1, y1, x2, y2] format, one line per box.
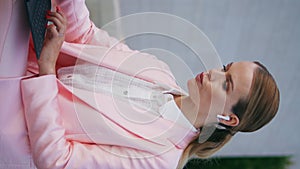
[55, 0, 131, 51]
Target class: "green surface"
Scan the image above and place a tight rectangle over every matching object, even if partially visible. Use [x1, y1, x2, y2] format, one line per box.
[184, 156, 292, 169]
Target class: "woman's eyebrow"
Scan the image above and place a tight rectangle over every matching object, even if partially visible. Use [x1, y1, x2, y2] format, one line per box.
[227, 62, 233, 69]
[227, 62, 234, 91]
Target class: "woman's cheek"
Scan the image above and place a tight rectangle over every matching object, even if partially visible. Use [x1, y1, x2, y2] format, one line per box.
[210, 84, 227, 111]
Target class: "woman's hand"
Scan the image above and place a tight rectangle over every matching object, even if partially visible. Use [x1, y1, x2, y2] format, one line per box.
[38, 6, 67, 76]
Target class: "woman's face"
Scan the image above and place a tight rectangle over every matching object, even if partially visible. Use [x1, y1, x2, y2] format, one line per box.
[187, 61, 258, 125]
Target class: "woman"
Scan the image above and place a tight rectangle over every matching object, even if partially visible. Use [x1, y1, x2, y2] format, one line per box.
[21, 1, 280, 169]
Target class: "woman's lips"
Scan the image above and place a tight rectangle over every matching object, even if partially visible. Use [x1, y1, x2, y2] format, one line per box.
[196, 72, 204, 84]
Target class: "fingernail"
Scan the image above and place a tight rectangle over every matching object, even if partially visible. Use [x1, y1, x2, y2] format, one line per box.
[46, 10, 51, 15]
[56, 6, 61, 12]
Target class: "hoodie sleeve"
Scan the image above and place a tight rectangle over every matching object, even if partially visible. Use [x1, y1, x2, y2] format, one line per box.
[55, 0, 132, 52]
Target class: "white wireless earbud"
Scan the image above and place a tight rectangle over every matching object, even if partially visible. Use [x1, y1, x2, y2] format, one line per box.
[217, 115, 230, 121]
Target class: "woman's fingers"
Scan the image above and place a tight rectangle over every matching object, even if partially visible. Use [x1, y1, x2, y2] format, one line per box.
[46, 7, 67, 35]
[47, 6, 66, 23]
[46, 16, 66, 35]
[46, 17, 65, 36]
[47, 11, 66, 26]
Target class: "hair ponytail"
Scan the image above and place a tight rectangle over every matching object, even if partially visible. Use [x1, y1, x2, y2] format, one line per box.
[177, 128, 234, 169]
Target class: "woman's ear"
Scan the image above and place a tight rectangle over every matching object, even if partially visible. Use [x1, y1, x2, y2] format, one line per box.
[219, 113, 239, 127]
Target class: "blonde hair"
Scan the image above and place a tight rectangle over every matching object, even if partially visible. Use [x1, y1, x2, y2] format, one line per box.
[177, 62, 280, 169]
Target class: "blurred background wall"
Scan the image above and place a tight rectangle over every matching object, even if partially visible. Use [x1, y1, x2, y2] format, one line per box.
[85, 0, 300, 168]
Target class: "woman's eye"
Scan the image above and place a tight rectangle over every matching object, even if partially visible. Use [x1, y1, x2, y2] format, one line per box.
[222, 65, 229, 91]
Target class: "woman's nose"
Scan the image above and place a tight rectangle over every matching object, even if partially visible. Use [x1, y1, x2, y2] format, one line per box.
[209, 69, 226, 81]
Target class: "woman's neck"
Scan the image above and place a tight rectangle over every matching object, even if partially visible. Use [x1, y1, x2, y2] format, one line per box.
[173, 95, 202, 129]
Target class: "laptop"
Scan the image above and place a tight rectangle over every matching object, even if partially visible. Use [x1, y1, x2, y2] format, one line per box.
[25, 0, 52, 59]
